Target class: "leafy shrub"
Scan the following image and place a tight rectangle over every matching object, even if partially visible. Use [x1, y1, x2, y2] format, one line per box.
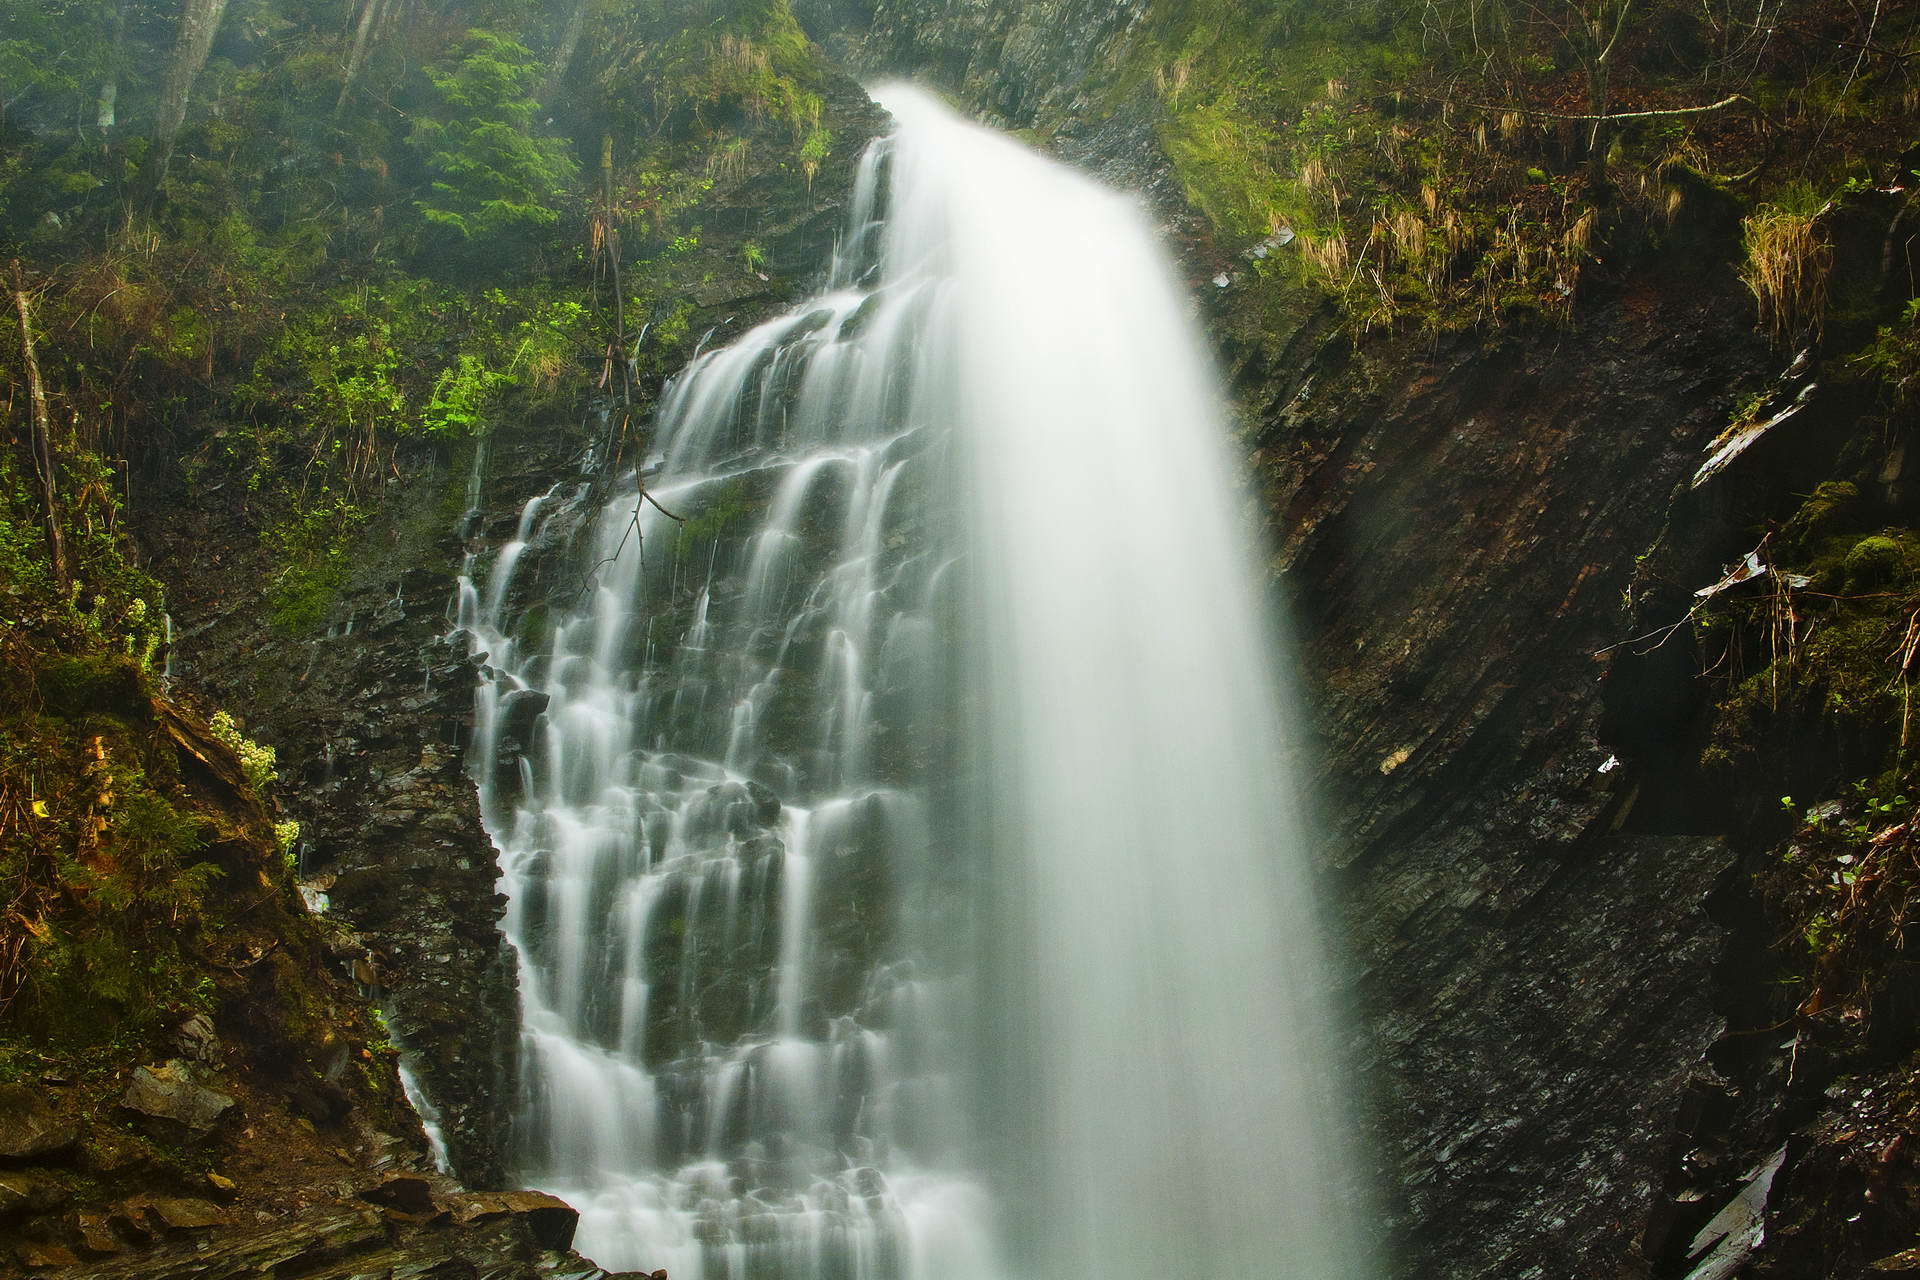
[207, 710, 278, 793]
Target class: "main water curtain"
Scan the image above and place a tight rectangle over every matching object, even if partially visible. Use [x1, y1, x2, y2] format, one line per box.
[459, 83, 1372, 1280]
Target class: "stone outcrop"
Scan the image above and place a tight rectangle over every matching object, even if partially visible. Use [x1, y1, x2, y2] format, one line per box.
[43, 1184, 638, 1280]
[1210, 265, 1769, 1274]
[154, 494, 524, 1185]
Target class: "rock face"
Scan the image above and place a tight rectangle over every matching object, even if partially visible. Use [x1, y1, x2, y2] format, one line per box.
[154, 494, 523, 1185]
[45, 1186, 622, 1280]
[804, 0, 1148, 129]
[1191, 274, 1766, 1273]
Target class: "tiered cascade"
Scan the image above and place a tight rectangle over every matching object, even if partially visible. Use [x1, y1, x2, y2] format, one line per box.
[458, 84, 1371, 1280]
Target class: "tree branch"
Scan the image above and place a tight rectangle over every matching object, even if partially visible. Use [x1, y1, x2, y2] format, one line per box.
[1478, 92, 1753, 121]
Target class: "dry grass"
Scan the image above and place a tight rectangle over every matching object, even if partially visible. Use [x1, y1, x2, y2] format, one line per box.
[706, 136, 751, 185]
[1743, 193, 1834, 344]
[1301, 230, 1352, 279]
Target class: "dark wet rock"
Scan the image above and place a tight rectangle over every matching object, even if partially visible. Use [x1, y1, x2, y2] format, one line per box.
[1243, 292, 1770, 1275]
[745, 780, 782, 826]
[447, 1189, 579, 1251]
[138, 1196, 229, 1233]
[28, 1157, 633, 1280]
[0, 1086, 80, 1164]
[32, 1188, 601, 1279]
[358, 1172, 438, 1216]
[174, 1013, 219, 1064]
[17, 1241, 78, 1269]
[105, 1203, 155, 1247]
[497, 688, 552, 751]
[73, 1210, 122, 1256]
[0, 1173, 67, 1218]
[119, 1061, 235, 1135]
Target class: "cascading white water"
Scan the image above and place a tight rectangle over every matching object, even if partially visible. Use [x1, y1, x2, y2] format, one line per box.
[459, 83, 1371, 1280]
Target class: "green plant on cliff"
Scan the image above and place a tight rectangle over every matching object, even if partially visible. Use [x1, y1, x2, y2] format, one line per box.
[1693, 441, 1920, 1063]
[0, 463, 221, 1060]
[207, 710, 277, 793]
[1123, 0, 1916, 333]
[407, 32, 581, 259]
[1853, 297, 1920, 405]
[260, 489, 367, 633]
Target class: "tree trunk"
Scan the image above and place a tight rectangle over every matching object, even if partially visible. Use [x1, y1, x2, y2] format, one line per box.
[11, 263, 68, 589]
[336, 0, 388, 114]
[545, 0, 591, 101]
[96, 0, 127, 130]
[142, 0, 232, 197]
[1585, 54, 1612, 198]
[1579, 0, 1633, 202]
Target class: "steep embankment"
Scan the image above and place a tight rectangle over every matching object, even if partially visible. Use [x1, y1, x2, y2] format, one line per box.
[0, 499, 598, 1274]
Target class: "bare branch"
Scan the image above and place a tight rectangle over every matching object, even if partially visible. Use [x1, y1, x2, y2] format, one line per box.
[1477, 92, 1754, 121]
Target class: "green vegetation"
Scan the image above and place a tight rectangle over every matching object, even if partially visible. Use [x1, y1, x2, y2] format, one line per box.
[409, 32, 581, 256]
[0, 0, 846, 648]
[1742, 182, 1834, 345]
[0, 449, 227, 1067]
[1094, 0, 1917, 331]
[1693, 436, 1920, 1047]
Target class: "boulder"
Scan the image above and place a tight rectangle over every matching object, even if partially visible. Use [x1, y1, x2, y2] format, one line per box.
[139, 1196, 228, 1233]
[495, 689, 551, 751]
[447, 1189, 578, 1251]
[15, 1241, 78, 1269]
[173, 1013, 218, 1064]
[0, 1084, 81, 1163]
[74, 1210, 122, 1256]
[118, 1061, 235, 1135]
[357, 1173, 438, 1216]
[0, 1171, 67, 1218]
[745, 780, 781, 827]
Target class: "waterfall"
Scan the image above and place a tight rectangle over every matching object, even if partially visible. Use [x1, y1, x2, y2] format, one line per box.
[461, 83, 1371, 1280]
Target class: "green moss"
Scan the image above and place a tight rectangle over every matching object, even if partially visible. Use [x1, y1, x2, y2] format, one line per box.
[37, 654, 151, 718]
[677, 475, 759, 547]
[1842, 534, 1917, 592]
[1779, 481, 1862, 556]
[262, 494, 366, 634]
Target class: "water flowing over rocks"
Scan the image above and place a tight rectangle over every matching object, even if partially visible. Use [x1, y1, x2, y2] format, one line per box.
[114, 13, 1919, 1280]
[455, 84, 1369, 1278]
